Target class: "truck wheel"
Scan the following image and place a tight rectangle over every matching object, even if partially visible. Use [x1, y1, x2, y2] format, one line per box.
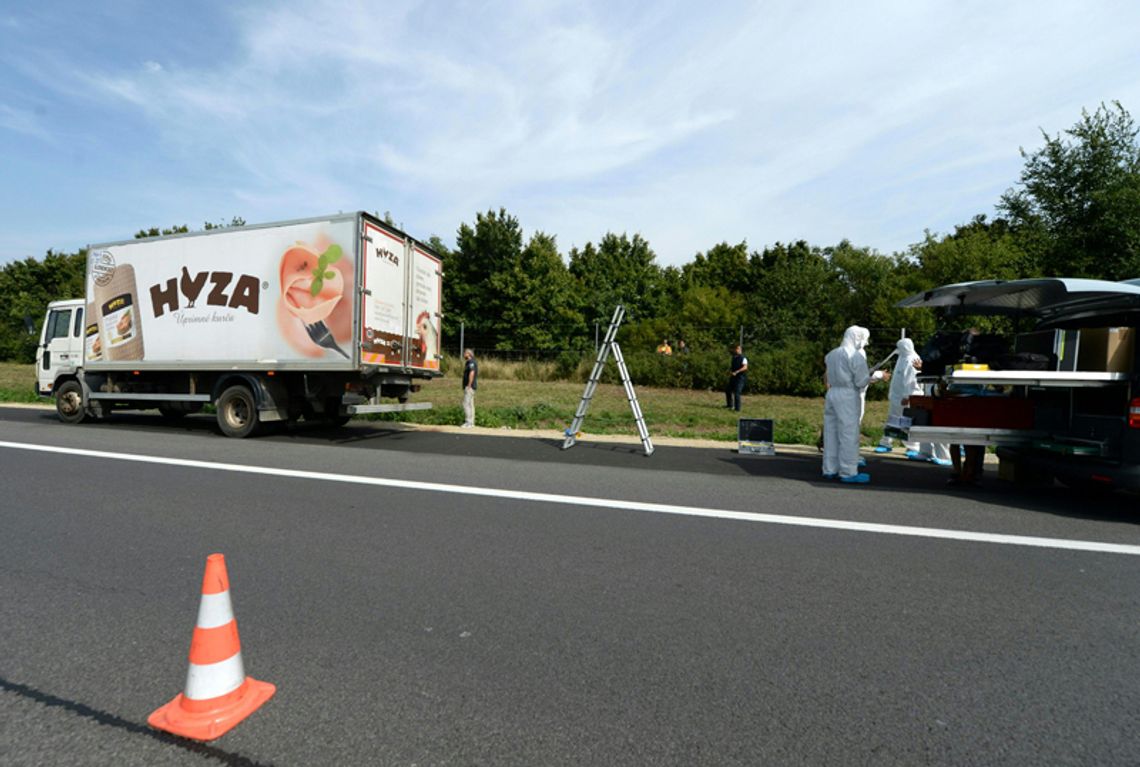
[55, 380, 86, 424]
[217, 385, 260, 438]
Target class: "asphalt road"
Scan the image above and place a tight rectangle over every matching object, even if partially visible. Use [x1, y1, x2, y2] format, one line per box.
[2, 406, 1139, 766]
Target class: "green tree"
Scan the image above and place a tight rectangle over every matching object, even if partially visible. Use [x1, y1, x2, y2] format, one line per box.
[569, 233, 664, 328]
[134, 224, 190, 239]
[683, 241, 752, 293]
[748, 241, 841, 342]
[444, 208, 526, 345]
[0, 249, 87, 362]
[488, 232, 580, 351]
[203, 216, 247, 230]
[911, 216, 1028, 286]
[999, 101, 1140, 279]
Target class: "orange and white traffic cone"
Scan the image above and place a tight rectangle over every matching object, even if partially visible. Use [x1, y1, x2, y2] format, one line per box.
[148, 553, 275, 741]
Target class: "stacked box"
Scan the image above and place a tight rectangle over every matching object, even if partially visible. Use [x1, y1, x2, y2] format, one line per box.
[1077, 327, 1135, 373]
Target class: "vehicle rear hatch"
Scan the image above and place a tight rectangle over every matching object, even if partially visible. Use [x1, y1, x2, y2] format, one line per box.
[897, 278, 1140, 323]
[898, 277, 1140, 484]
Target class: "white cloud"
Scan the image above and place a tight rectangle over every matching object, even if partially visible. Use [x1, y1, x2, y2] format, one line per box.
[0, 104, 51, 141]
[5, 0, 1140, 264]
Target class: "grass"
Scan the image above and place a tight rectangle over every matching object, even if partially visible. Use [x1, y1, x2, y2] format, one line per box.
[1, 361, 894, 446]
[377, 376, 891, 445]
[0, 363, 39, 403]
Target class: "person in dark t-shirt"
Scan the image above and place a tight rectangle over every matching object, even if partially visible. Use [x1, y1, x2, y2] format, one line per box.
[725, 345, 748, 411]
[461, 348, 478, 427]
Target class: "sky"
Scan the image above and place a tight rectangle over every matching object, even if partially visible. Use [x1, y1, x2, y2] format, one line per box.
[2, 0, 1139, 268]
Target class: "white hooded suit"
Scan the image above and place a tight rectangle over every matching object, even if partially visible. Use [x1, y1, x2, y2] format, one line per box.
[822, 326, 883, 477]
[878, 338, 923, 452]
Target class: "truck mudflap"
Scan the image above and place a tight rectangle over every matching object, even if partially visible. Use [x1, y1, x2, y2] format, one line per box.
[996, 446, 1140, 491]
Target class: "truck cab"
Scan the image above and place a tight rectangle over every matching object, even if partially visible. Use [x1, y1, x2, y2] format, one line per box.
[36, 299, 85, 399]
[898, 278, 1140, 491]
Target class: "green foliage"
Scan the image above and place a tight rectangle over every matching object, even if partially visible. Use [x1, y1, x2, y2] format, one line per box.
[490, 231, 582, 351]
[569, 233, 665, 326]
[445, 207, 525, 339]
[1000, 101, 1140, 279]
[747, 343, 828, 397]
[134, 224, 190, 239]
[554, 350, 589, 381]
[748, 241, 842, 342]
[0, 249, 86, 362]
[137, 217, 246, 239]
[684, 241, 751, 293]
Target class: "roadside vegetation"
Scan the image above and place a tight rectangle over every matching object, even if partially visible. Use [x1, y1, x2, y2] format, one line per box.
[3, 360, 892, 445]
[0, 362, 37, 403]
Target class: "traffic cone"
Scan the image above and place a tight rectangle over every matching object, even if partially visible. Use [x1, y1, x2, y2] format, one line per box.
[148, 553, 275, 741]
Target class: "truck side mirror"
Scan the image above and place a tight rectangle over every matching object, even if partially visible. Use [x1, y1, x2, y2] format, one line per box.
[23, 314, 36, 335]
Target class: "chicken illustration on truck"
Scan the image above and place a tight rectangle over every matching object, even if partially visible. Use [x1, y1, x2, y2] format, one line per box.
[36, 212, 443, 437]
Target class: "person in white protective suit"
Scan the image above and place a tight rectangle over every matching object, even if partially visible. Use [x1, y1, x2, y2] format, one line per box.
[872, 338, 951, 465]
[822, 326, 889, 483]
[874, 338, 924, 457]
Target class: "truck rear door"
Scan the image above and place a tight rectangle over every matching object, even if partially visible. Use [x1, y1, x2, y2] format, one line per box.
[406, 244, 442, 372]
[360, 220, 412, 367]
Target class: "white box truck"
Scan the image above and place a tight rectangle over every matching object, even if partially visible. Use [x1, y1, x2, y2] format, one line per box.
[35, 212, 443, 437]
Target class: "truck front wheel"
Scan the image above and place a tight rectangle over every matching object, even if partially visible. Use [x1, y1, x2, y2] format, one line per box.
[55, 380, 86, 424]
[217, 385, 260, 438]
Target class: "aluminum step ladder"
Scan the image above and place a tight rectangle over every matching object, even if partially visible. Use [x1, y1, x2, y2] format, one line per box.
[562, 305, 654, 456]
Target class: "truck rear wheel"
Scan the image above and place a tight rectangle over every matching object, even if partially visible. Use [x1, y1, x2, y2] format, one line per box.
[55, 380, 86, 424]
[217, 385, 260, 438]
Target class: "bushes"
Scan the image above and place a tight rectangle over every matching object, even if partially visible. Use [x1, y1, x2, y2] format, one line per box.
[450, 341, 833, 397]
[746, 344, 827, 397]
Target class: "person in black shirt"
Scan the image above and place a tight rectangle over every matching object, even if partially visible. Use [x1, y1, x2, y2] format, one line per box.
[725, 344, 748, 411]
[461, 348, 478, 428]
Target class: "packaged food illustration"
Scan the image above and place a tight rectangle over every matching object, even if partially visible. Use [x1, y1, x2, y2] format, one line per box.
[94, 262, 145, 360]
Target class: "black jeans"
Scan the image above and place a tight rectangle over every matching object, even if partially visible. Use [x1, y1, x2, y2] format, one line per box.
[725, 375, 745, 411]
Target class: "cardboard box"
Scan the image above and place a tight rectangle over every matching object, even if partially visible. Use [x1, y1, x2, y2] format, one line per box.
[1077, 327, 1135, 373]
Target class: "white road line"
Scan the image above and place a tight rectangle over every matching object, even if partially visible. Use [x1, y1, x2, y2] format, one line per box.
[3, 439, 1139, 556]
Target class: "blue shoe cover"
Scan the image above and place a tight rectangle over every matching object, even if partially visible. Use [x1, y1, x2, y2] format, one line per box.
[873, 446, 892, 453]
[858, 457, 867, 467]
[822, 473, 838, 480]
[906, 451, 928, 461]
[839, 473, 871, 484]
[931, 458, 953, 467]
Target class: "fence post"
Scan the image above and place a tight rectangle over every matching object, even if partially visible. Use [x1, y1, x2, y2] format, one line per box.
[595, 322, 599, 352]
[739, 325, 744, 347]
[459, 322, 464, 357]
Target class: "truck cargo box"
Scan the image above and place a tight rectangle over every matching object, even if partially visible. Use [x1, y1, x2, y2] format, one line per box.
[84, 213, 442, 375]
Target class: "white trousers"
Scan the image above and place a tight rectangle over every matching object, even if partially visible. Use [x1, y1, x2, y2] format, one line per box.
[823, 387, 862, 477]
[878, 399, 919, 452]
[462, 387, 475, 426]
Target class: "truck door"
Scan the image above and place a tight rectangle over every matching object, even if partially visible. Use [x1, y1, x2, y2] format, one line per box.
[37, 306, 81, 395]
[405, 245, 442, 371]
[359, 221, 411, 367]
